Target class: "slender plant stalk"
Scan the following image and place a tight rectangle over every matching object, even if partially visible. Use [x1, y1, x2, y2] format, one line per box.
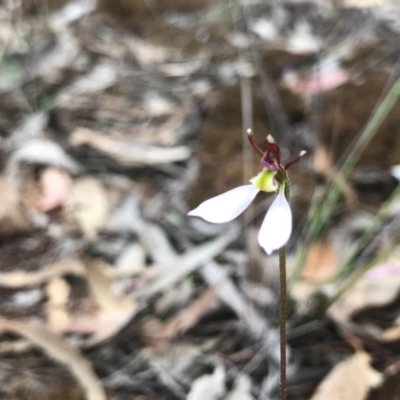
[277, 177, 291, 399]
[279, 246, 287, 400]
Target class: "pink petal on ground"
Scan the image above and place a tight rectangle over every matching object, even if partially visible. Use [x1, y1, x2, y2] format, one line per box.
[37, 168, 73, 212]
[283, 68, 351, 96]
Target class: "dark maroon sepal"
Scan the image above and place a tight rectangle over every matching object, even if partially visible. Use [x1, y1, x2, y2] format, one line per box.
[247, 130, 305, 172]
[264, 135, 281, 166]
[284, 150, 306, 170]
[246, 129, 264, 157]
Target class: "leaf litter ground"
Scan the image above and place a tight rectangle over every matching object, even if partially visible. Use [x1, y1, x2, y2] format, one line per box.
[1, 1, 400, 399]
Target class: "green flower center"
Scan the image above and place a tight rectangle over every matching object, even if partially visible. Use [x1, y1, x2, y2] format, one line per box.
[250, 169, 278, 192]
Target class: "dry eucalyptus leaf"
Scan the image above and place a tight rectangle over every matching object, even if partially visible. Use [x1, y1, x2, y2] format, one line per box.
[8, 139, 81, 174]
[139, 227, 239, 298]
[310, 352, 382, 400]
[28, 27, 79, 83]
[83, 257, 135, 312]
[8, 112, 48, 148]
[144, 343, 205, 380]
[301, 241, 338, 282]
[64, 257, 138, 343]
[0, 318, 106, 400]
[65, 177, 109, 239]
[61, 307, 137, 345]
[159, 60, 204, 77]
[0, 175, 28, 229]
[329, 257, 400, 326]
[187, 365, 226, 400]
[381, 315, 400, 342]
[290, 281, 318, 306]
[50, 0, 96, 26]
[142, 286, 217, 345]
[381, 324, 400, 342]
[11, 289, 43, 307]
[155, 279, 194, 314]
[70, 127, 191, 166]
[225, 375, 254, 400]
[55, 62, 117, 107]
[45, 278, 70, 331]
[201, 262, 276, 341]
[145, 106, 189, 145]
[114, 243, 146, 277]
[343, 0, 388, 7]
[0, 259, 85, 288]
[124, 37, 167, 64]
[0, 339, 32, 354]
[144, 92, 176, 117]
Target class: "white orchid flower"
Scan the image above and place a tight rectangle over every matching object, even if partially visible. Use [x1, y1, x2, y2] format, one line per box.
[188, 170, 291, 254]
[188, 130, 305, 255]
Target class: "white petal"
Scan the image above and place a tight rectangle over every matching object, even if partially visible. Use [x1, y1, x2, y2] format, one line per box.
[188, 185, 259, 223]
[258, 191, 292, 255]
[391, 165, 400, 181]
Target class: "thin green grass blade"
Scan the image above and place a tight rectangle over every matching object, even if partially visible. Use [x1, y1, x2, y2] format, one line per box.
[291, 75, 400, 282]
[329, 183, 400, 282]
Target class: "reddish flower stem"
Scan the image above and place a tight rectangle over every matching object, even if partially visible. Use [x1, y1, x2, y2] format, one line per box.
[279, 245, 287, 400]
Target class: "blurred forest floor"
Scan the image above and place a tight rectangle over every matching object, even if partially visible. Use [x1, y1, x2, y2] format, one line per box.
[1, 0, 400, 399]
